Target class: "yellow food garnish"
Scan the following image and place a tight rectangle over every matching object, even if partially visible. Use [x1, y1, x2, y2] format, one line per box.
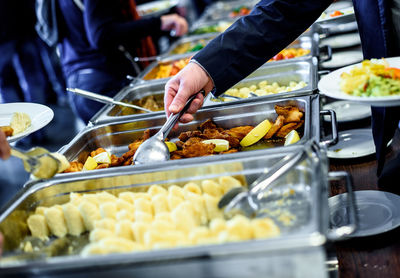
[240, 119, 272, 147]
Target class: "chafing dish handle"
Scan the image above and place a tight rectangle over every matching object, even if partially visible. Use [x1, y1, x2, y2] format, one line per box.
[320, 110, 338, 146]
[319, 45, 332, 63]
[326, 171, 358, 241]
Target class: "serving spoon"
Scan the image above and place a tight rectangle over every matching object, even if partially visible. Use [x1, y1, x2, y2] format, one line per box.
[218, 140, 318, 218]
[67, 88, 153, 113]
[133, 90, 205, 165]
[11, 147, 61, 179]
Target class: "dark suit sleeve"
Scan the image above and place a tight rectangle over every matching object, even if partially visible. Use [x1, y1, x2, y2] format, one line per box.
[193, 0, 332, 96]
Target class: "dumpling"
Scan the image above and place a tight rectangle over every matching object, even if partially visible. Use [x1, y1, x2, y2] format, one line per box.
[134, 198, 153, 216]
[89, 228, 114, 242]
[115, 220, 134, 240]
[152, 194, 169, 215]
[147, 185, 167, 196]
[134, 211, 153, 223]
[95, 191, 117, 203]
[79, 201, 101, 230]
[99, 202, 117, 219]
[209, 218, 227, 236]
[116, 199, 134, 212]
[44, 206, 68, 237]
[168, 185, 185, 199]
[201, 180, 223, 198]
[218, 176, 242, 194]
[116, 210, 135, 221]
[27, 214, 49, 239]
[203, 194, 223, 220]
[183, 182, 202, 195]
[184, 192, 207, 225]
[171, 201, 197, 233]
[63, 203, 85, 236]
[94, 218, 116, 232]
[167, 194, 184, 211]
[131, 222, 150, 244]
[118, 192, 136, 204]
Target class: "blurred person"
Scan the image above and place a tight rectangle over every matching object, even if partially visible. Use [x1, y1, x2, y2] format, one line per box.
[0, 0, 50, 105]
[56, 0, 188, 124]
[164, 0, 400, 185]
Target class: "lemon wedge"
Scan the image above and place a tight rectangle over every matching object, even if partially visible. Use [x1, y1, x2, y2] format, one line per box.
[284, 130, 300, 146]
[202, 139, 230, 152]
[240, 119, 272, 147]
[93, 151, 111, 164]
[83, 156, 98, 171]
[165, 141, 177, 152]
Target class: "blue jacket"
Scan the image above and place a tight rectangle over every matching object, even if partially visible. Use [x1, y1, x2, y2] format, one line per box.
[194, 0, 400, 175]
[57, 0, 162, 78]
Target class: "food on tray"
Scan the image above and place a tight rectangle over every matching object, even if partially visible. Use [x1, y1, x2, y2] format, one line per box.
[191, 21, 232, 35]
[63, 105, 304, 173]
[284, 130, 300, 146]
[1, 112, 31, 137]
[24, 176, 280, 256]
[229, 5, 251, 18]
[146, 58, 191, 80]
[269, 48, 310, 61]
[318, 7, 354, 20]
[223, 80, 307, 99]
[170, 39, 212, 55]
[340, 59, 400, 97]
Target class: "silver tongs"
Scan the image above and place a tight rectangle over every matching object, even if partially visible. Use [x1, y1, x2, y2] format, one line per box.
[218, 140, 320, 218]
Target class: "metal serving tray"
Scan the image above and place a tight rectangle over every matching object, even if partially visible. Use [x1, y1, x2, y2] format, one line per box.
[91, 57, 317, 125]
[189, 19, 234, 36]
[0, 142, 340, 277]
[90, 79, 167, 125]
[165, 34, 217, 57]
[65, 95, 321, 172]
[204, 56, 318, 106]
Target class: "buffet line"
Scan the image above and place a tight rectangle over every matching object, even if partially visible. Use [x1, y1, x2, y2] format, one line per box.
[0, 1, 357, 277]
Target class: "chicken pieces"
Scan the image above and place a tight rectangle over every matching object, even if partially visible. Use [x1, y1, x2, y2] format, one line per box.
[1, 126, 14, 137]
[63, 105, 304, 173]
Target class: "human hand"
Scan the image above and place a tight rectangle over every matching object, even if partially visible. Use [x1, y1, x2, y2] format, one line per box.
[164, 61, 214, 127]
[0, 130, 11, 160]
[161, 14, 188, 36]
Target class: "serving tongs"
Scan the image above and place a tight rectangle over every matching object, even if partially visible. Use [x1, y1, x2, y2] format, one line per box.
[218, 140, 320, 218]
[133, 90, 205, 165]
[10, 146, 61, 179]
[67, 88, 153, 113]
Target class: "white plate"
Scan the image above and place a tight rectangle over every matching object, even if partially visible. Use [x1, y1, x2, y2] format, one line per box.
[320, 33, 361, 49]
[137, 0, 178, 18]
[327, 128, 375, 159]
[323, 101, 371, 122]
[0, 102, 54, 143]
[320, 50, 363, 69]
[329, 190, 400, 238]
[318, 56, 400, 107]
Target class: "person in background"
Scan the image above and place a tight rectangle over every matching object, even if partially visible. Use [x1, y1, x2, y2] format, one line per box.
[164, 0, 400, 189]
[57, 0, 188, 124]
[0, 0, 50, 105]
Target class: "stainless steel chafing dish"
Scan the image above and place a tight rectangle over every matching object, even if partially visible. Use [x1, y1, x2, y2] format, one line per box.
[0, 142, 356, 277]
[203, 57, 318, 106]
[90, 57, 319, 125]
[90, 79, 167, 125]
[72, 95, 331, 170]
[165, 34, 216, 56]
[189, 19, 234, 36]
